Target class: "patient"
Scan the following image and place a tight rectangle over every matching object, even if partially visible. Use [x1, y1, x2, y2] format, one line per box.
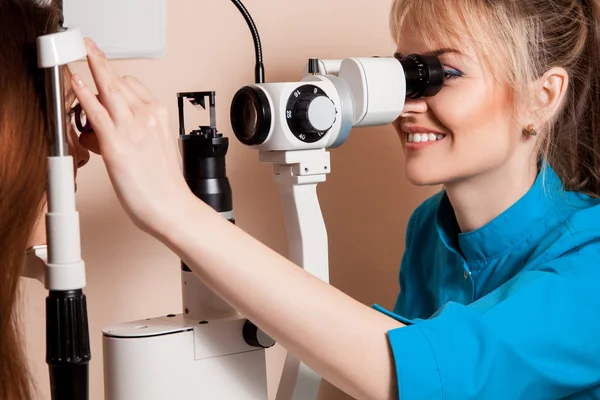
[0, 0, 89, 398]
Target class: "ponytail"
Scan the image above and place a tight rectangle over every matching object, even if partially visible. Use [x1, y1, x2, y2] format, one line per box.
[546, 0, 600, 197]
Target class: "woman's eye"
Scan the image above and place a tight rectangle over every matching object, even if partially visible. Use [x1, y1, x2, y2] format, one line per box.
[444, 67, 463, 80]
[66, 99, 82, 134]
[66, 109, 75, 125]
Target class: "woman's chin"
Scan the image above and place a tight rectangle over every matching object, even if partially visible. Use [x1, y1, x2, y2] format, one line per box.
[404, 164, 446, 187]
[27, 218, 47, 249]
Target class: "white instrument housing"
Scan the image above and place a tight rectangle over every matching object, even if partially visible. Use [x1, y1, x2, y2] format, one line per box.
[103, 315, 269, 399]
[27, 28, 88, 291]
[237, 56, 408, 152]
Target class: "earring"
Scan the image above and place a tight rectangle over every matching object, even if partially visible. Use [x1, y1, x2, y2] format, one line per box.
[523, 123, 537, 137]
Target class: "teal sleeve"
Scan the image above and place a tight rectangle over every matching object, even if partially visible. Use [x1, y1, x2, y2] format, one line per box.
[385, 245, 600, 400]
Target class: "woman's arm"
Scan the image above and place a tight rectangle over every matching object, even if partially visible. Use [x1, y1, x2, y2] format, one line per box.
[72, 38, 404, 400]
[165, 194, 404, 400]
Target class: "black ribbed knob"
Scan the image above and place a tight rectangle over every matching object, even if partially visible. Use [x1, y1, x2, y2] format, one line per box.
[46, 290, 91, 364]
[46, 290, 91, 400]
[308, 58, 319, 74]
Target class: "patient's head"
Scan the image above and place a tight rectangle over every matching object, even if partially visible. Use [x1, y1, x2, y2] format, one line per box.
[0, 0, 89, 398]
[390, 0, 600, 197]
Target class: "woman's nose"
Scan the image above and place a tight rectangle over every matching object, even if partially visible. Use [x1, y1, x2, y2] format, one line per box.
[400, 97, 428, 117]
[75, 143, 90, 168]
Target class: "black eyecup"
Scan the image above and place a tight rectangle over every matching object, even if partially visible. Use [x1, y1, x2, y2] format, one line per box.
[230, 86, 271, 146]
[418, 54, 444, 97]
[74, 103, 94, 134]
[399, 54, 445, 99]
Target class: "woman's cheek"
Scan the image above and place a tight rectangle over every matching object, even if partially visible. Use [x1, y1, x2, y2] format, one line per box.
[27, 204, 48, 248]
[433, 80, 500, 137]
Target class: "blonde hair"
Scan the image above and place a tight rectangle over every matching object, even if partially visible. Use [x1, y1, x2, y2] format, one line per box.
[390, 0, 600, 196]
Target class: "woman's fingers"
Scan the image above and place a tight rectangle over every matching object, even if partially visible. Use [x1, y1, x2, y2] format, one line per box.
[123, 76, 158, 104]
[124, 76, 172, 133]
[73, 40, 171, 152]
[71, 73, 114, 149]
[83, 38, 139, 120]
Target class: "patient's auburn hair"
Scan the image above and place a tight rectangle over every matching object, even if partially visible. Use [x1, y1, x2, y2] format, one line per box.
[0, 0, 61, 398]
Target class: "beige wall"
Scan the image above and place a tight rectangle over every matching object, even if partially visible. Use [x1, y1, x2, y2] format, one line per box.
[21, 0, 439, 398]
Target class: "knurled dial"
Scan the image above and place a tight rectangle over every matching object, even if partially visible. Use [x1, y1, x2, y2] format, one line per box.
[286, 85, 337, 143]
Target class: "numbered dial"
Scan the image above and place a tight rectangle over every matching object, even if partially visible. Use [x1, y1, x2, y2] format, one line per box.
[286, 85, 337, 143]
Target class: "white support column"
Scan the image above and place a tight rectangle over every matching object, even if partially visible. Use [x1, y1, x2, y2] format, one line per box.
[259, 149, 331, 400]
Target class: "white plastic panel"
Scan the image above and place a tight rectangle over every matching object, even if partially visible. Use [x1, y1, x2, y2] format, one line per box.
[103, 317, 269, 400]
[63, 0, 166, 59]
[37, 28, 87, 67]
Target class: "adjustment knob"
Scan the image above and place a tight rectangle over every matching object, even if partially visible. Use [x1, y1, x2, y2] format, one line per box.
[308, 58, 320, 74]
[243, 320, 276, 349]
[292, 94, 337, 134]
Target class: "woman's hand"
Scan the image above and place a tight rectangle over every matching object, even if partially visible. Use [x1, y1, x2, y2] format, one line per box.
[72, 38, 195, 235]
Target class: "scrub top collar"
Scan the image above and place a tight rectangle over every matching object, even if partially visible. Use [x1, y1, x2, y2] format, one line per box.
[435, 162, 564, 262]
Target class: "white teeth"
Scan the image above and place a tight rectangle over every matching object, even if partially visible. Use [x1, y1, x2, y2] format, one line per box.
[406, 133, 446, 143]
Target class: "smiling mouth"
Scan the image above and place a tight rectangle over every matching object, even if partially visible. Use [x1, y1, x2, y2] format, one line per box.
[405, 132, 446, 143]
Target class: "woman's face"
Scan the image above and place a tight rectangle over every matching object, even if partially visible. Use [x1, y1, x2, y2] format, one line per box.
[393, 25, 529, 187]
[27, 67, 90, 249]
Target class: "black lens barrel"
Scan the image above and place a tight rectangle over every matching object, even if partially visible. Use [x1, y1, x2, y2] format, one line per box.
[399, 54, 444, 99]
[181, 133, 232, 213]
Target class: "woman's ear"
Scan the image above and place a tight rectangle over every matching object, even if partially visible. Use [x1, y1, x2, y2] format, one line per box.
[535, 67, 569, 125]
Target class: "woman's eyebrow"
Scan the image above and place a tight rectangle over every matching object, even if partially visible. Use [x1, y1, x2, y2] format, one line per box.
[394, 48, 460, 59]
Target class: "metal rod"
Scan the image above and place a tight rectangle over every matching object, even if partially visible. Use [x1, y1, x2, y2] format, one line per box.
[209, 93, 216, 128]
[48, 65, 69, 157]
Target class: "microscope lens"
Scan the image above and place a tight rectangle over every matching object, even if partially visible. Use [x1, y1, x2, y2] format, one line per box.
[230, 86, 271, 146]
[242, 98, 258, 137]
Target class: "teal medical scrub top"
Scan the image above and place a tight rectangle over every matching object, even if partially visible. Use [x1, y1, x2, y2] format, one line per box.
[374, 164, 600, 399]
